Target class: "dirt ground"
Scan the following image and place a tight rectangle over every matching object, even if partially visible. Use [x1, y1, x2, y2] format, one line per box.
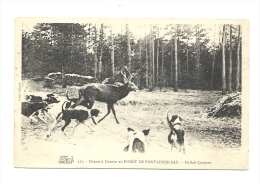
[17, 79, 242, 168]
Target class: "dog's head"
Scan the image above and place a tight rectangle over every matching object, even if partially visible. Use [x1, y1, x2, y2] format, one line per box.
[44, 95, 60, 104]
[124, 128, 150, 153]
[90, 109, 100, 117]
[27, 95, 43, 102]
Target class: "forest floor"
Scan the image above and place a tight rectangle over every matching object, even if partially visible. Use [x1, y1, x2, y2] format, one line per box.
[18, 79, 243, 168]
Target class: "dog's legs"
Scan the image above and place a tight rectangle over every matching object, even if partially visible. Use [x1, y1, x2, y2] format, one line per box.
[98, 103, 111, 123]
[45, 111, 61, 138]
[91, 116, 97, 125]
[110, 103, 119, 124]
[128, 133, 134, 154]
[61, 120, 71, 135]
[81, 122, 95, 132]
[72, 120, 81, 134]
[47, 119, 60, 138]
[182, 144, 186, 154]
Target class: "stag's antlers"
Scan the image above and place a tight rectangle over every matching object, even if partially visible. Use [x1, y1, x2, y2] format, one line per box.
[122, 66, 132, 81]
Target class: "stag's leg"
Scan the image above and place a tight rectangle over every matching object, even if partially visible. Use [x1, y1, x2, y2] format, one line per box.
[110, 104, 120, 124]
[98, 103, 111, 123]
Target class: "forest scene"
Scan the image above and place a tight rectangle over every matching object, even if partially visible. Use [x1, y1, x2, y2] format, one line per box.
[18, 19, 244, 168]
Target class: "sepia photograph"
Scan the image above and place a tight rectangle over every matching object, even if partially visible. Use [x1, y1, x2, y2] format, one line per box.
[14, 18, 249, 169]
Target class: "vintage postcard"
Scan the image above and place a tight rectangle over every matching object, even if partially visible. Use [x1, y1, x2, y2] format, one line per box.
[14, 18, 249, 169]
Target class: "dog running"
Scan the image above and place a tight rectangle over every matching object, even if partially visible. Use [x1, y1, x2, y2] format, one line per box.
[166, 109, 185, 153]
[47, 101, 100, 137]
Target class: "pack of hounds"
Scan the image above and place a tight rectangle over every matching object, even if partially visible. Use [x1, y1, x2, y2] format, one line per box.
[22, 69, 185, 154]
[22, 92, 185, 154]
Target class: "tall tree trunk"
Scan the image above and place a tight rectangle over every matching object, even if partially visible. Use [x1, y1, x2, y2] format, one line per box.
[235, 25, 241, 92]
[174, 25, 178, 92]
[186, 49, 189, 73]
[149, 25, 153, 86]
[222, 24, 227, 95]
[71, 24, 74, 71]
[156, 39, 159, 86]
[211, 24, 216, 90]
[185, 36, 190, 75]
[61, 30, 66, 88]
[228, 25, 233, 93]
[171, 44, 173, 86]
[145, 33, 148, 87]
[138, 26, 142, 87]
[93, 24, 98, 78]
[98, 24, 103, 80]
[161, 40, 164, 89]
[61, 64, 66, 88]
[110, 25, 115, 76]
[195, 24, 200, 80]
[151, 26, 155, 87]
[126, 24, 131, 70]
[178, 59, 181, 85]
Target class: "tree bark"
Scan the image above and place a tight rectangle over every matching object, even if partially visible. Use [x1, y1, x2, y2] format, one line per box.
[126, 24, 131, 70]
[93, 24, 98, 78]
[235, 25, 241, 92]
[161, 40, 164, 89]
[151, 26, 155, 87]
[138, 26, 142, 87]
[228, 25, 233, 93]
[145, 29, 148, 87]
[61, 29, 66, 88]
[171, 44, 173, 86]
[174, 25, 178, 92]
[186, 49, 189, 73]
[156, 39, 159, 86]
[195, 25, 200, 79]
[110, 25, 115, 76]
[148, 25, 154, 87]
[222, 24, 227, 95]
[98, 24, 103, 79]
[210, 24, 216, 90]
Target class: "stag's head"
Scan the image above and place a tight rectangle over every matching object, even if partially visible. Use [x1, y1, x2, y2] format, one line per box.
[122, 66, 139, 92]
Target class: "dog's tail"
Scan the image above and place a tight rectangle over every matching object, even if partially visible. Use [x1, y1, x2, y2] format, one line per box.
[66, 93, 72, 102]
[166, 109, 175, 132]
[61, 101, 67, 114]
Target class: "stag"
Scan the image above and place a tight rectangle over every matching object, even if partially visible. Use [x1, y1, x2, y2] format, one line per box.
[71, 67, 138, 124]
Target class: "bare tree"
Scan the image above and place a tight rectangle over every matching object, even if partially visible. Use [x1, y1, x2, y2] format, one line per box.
[210, 24, 217, 90]
[222, 24, 227, 95]
[161, 39, 164, 89]
[98, 24, 104, 79]
[145, 26, 148, 87]
[149, 24, 154, 87]
[110, 25, 115, 76]
[156, 26, 159, 86]
[126, 24, 131, 70]
[151, 26, 155, 87]
[93, 24, 98, 78]
[228, 25, 233, 93]
[174, 24, 178, 92]
[195, 24, 200, 79]
[61, 28, 66, 88]
[235, 25, 241, 92]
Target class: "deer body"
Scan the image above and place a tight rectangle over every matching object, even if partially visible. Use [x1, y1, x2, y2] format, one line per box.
[71, 77, 138, 124]
[80, 83, 131, 103]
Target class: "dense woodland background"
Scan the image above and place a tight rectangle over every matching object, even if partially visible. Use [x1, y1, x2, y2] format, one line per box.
[22, 22, 242, 94]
